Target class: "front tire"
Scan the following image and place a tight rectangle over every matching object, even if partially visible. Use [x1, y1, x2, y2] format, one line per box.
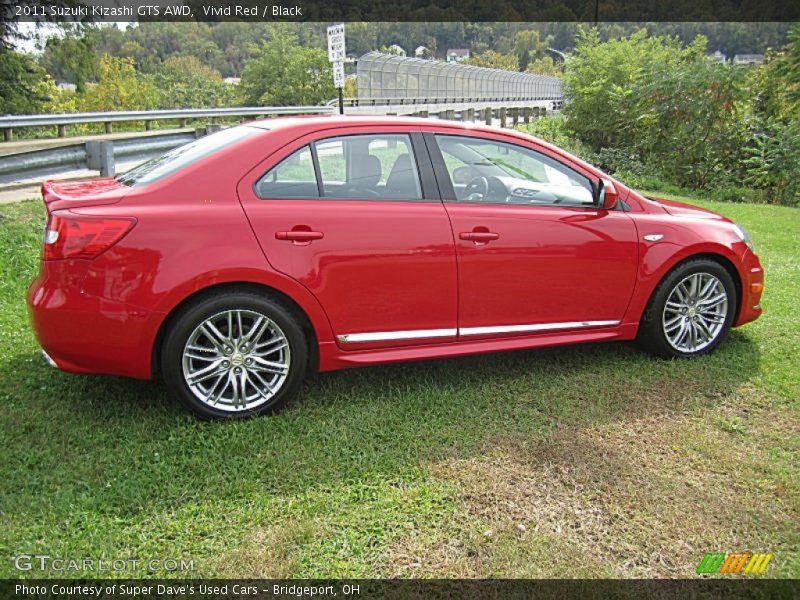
[638, 259, 737, 358]
[161, 291, 308, 419]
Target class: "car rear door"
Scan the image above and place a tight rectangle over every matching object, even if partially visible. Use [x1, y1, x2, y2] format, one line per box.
[425, 130, 638, 339]
[237, 126, 458, 350]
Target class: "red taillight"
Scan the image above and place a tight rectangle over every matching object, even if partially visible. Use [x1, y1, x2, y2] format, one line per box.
[43, 213, 136, 260]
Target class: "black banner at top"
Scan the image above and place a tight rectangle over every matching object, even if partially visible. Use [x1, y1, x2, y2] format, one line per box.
[2, 0, 800, 23]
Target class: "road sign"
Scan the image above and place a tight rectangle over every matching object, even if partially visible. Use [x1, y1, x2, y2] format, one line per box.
[332, 61, 345, 89]
[327, 24, 346, 63]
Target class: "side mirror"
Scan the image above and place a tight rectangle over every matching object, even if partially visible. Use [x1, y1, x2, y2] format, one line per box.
[598, 178, 619, 210]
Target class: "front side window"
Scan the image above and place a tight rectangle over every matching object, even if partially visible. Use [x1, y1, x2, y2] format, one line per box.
[118, 126, 258, 186]
[255, 146, 319, 199]
[435, 135, 595, 207]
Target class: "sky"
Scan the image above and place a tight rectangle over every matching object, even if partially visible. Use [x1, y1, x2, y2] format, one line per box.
[12, 22, 132, 54]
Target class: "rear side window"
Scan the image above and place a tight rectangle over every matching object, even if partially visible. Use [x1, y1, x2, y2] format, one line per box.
[117, 126, 257, 186]
[316, 134, 422, 200]
[254, 133, 423, 201]
[255, 146, 319, 199]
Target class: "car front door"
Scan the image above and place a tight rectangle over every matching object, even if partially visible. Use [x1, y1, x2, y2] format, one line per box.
[426, 131, 639, 339]
[238, 128, 458, 350]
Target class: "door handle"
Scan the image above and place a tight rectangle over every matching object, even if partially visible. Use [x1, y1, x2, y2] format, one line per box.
[275, 229, 324, 243]
[459, 230, 499, 243]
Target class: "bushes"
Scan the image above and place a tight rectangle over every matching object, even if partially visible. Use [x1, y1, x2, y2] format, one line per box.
[743, 120, 800, 207]
[558, 26, 800, 206]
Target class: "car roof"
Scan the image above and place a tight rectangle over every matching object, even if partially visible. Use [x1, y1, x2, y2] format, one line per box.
[247, 114, 513, 136]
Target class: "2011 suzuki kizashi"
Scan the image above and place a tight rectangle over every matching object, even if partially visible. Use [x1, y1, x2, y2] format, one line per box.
[28, 117, 764, 419]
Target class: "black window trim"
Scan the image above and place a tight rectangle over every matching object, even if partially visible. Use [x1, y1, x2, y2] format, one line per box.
[425, 132, 603, 210]
[254, 131, 440, 203]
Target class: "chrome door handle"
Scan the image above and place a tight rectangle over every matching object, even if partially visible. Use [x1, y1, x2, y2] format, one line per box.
[459, 231, 499, 243]
[275, 230, 324, 242]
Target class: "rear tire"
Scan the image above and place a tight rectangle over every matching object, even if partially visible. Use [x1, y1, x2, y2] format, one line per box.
[638, 259, 737, 358]
[161, 291, 308, 419]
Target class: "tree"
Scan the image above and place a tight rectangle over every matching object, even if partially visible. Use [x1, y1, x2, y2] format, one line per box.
[0, 49, 48, 114]
[468, 50, 519, 71]
[239, 27, 334, 106]
[150, 55, 235, 109]
[514, 30, 546, 71]
[525, 56, 562, 77]
[563, 28, 702, 150]
[39, 26, 98, 92]
[79, 55, 158, 112]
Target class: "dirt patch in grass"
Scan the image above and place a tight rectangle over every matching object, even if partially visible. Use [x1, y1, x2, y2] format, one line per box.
[415, 403, 799, 578]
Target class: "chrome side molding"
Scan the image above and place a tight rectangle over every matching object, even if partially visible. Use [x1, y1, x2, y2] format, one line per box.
[337, 320, 620, 343]
[337, 328, 457, 343]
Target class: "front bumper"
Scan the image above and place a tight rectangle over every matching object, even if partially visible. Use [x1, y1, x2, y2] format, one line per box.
[734, 248, 764, 327]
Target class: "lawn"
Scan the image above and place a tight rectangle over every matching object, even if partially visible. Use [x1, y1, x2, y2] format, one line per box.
[0, 194, 797, 579]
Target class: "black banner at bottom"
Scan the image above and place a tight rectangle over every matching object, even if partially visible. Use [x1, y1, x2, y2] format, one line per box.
[2, 579, 799, 600]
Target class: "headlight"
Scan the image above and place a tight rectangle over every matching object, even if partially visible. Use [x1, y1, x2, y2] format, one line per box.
[733, 224, 755, 252]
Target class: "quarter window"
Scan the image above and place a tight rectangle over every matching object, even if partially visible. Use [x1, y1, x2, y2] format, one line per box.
[255, 146, 319, 199]
[435, 135, 595, 207]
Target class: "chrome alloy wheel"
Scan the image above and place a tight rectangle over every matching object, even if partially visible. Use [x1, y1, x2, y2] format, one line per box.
[182, 309, 291, 412]
[662, 272, 729, 353]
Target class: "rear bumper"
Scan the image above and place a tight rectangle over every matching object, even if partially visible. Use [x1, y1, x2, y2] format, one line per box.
[27, 263, 155, 379]
[734, 248, 764, 327]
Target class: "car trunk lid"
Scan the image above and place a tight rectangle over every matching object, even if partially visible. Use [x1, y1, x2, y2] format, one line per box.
[41, 177, 130, 214]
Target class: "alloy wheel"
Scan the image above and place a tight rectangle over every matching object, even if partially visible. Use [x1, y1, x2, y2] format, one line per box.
[662, 272, 729, 353]
[182, 309, 291, 411]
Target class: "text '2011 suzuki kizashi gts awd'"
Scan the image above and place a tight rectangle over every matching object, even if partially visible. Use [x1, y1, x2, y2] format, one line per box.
[28, 117, 764, 419]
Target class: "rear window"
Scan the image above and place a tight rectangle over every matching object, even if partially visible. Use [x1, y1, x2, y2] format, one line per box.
[117, 126, 258, 186]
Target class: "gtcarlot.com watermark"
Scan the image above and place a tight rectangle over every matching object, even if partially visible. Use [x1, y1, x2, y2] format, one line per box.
[13, 554, 194, 573]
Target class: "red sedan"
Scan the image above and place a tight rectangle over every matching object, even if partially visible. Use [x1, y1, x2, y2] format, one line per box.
[28, 117, 764, 419]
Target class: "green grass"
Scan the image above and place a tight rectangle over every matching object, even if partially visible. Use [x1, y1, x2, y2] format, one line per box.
[0, 194, 797, 579]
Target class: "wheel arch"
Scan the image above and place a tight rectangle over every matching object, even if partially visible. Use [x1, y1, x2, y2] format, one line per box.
[150, 281, 325, 380]
[637, 251, 743, 326]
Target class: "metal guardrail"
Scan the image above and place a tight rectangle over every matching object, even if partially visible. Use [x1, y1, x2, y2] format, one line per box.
[0, 100, 561, 188]
[0, 106, 335, 141]
[0, 130, 201, 186]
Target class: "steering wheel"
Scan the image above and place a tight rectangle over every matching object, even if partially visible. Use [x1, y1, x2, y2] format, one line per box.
[464, 176, 489, 201]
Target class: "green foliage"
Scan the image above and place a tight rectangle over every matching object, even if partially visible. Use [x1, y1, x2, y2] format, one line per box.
[39, 26, 98, 93]
[468, 50, 519, 71]
[79, 55, 158, 112]
[0, 48, 47, 114]
[743, 120, 800, 207]
[563, 28, 705, 151]
[525, 56, 562, 77]
[149, 55, 235, 109]
[637, 57, 749, 188]
[751, 24, 800, 122]
[560, 27, 800, 203]
[239, 28, 334, 106]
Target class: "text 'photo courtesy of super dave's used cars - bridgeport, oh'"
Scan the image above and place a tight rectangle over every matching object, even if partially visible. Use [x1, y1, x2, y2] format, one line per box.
[27, 116, 764, 420]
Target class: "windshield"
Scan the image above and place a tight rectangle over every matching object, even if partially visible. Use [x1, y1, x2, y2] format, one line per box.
[117, 126, 258, 186]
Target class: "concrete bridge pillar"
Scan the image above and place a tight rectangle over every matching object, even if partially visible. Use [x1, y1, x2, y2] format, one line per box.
[511, 108, 519, 126]
[523, 107, 531, 124]
[465, 108, 475, 122]
[483, 107, 492, 126]
[499, 107, 507, 128]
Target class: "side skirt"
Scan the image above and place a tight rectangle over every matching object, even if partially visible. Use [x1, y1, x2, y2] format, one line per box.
[318, 323, 639, 372]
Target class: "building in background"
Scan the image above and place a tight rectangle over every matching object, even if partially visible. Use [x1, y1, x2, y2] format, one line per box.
[732, 54, 764, 66]
[446, 48, 470, 63]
